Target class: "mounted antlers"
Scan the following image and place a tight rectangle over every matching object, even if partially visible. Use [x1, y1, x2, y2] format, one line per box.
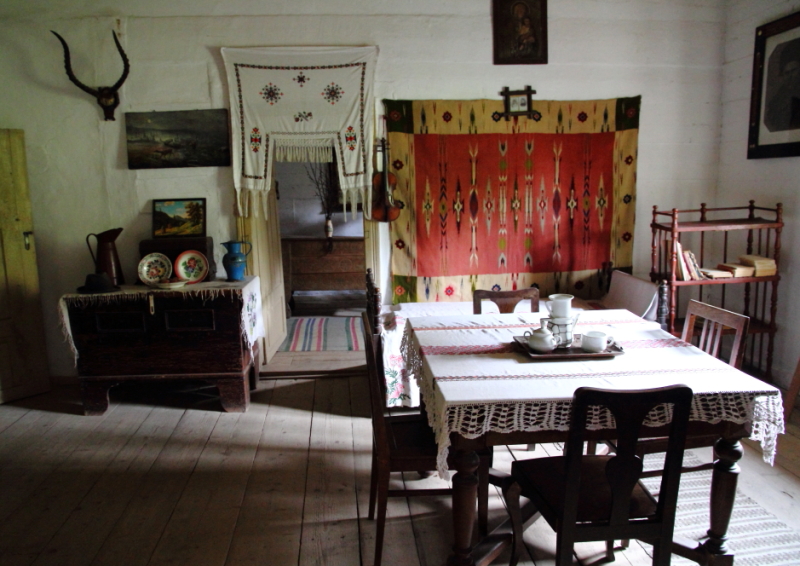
[51, 30, 130, 121]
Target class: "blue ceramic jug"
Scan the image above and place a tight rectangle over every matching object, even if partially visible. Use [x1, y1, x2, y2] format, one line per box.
[221, 240, 252, 282]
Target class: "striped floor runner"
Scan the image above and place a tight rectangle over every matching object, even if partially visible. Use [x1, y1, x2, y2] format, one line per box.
[642, 451, 800, 565]
[279, 317, 364, 352]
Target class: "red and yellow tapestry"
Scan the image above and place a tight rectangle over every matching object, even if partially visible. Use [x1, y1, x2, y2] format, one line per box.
[384, 97, 640, 304]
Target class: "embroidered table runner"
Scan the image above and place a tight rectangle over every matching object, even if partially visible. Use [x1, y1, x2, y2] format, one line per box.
[399, 310, 784, 476]
[59, 276, 265, 363]
[222, 46, 377, 217]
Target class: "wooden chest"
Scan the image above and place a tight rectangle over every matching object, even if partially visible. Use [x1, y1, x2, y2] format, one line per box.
[65, 285, 259, 415]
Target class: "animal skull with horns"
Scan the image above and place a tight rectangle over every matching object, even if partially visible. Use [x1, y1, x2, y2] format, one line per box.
[51, 30, 130, 121]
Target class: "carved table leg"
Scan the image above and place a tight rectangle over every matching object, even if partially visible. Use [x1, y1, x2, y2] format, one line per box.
[703, 437, 743, 557]
[80, 380, 116, 416]
[448, 449, 480, 566]
[216, 376, 250, 412]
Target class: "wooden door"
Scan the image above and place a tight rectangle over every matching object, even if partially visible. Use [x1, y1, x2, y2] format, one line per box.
[0, 129, 50, 402]
[240, 187, 287, 366]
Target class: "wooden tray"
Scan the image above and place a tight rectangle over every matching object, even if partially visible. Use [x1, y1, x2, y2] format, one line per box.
[513, 335, 624, 361]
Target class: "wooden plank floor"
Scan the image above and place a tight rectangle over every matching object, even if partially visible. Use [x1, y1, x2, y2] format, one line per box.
[0, 375, 798, 566]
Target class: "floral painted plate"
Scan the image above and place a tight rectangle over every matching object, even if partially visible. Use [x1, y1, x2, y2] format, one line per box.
[174, 250, 209, 284]
[138, 253, 173, 285]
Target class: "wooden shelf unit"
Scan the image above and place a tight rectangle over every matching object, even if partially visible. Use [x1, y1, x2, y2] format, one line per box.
[650, 201, 783, 380]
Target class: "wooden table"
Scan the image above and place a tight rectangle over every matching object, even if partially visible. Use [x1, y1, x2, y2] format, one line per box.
[401, 310, 784, 566]
[60, 277, 265, 415]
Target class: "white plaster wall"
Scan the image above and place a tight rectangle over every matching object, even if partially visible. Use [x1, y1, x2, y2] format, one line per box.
[718, 0, 800, 390]
[0, 0, 726, 378]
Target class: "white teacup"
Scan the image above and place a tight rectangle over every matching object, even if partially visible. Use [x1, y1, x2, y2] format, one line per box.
[581, 330, 614, 353]
[546, 294, 574, 318]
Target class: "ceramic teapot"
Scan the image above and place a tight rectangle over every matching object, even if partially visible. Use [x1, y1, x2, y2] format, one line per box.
[523, 325, 562, 353]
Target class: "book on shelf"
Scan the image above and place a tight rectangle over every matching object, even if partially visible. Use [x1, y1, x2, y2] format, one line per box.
[716, 263, 755, 277]
[738, 254, 777, 276]
[672, 241, 690, 280]
[700, 268, 733, 279]
[683, 249, 708, 280]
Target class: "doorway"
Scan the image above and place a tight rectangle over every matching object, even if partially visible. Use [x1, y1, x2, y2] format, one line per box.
[260, 161, 368, 378]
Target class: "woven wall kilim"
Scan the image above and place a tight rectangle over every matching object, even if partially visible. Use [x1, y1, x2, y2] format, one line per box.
[383, 97, 640, 304]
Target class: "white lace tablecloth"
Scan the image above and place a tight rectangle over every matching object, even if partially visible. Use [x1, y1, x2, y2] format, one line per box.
[59, 276, 265, 364]
[399, 310, 784, 477]
[380, 298, 605, 407]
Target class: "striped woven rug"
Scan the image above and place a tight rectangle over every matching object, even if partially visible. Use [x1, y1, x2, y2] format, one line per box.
[642, 451, 800, 565]
[279, 317, 364, 352]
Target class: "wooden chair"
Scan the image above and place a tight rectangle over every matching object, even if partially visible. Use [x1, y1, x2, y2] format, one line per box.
[784, 357, 800, 422]
[365, 268, 382, 335]
[590, 270, 659, 321]
[681, 299, 750, 369]
[360, 312, 492, 566]
[472, 287, 539, 314]
[504, 385, 693, 566]
[600, 300, 749, 478]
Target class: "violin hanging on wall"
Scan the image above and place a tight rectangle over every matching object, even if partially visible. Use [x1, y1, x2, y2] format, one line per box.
[371, 138, 405, 222]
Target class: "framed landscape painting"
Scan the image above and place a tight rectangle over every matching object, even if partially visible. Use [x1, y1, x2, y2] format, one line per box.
[748, 11, 800, 158]
[492, 0, 548, 65]
[152, 198, 207, 238]
[126, 109, 231, 169]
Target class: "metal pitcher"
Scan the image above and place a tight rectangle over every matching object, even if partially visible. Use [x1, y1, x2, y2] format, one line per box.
[86, 228, 125, 286]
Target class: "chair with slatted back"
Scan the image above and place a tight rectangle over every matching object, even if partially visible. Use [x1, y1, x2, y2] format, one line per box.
[602, 300, 749, 493]
[682, 299, 749, 369]
[472, 287, 540, 314]
[504, 385, 693, 566]
[360, 312, 492, 566]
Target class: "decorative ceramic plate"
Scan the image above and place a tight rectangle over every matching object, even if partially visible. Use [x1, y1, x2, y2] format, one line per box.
[138, 253, 173, 285]
[154, 280, 188, 290]
[174, 250, 209, 284]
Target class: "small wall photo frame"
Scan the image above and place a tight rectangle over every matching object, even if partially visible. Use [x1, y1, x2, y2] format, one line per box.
[747, 10, 800, 159]
[152, 198, 207, 238]
[492, 0, 548, 65]
[500, 86, 536, 120]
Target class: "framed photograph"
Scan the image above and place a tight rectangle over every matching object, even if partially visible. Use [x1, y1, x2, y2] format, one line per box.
[492, 0, 548, 65]
[500, 86, 536, 120]
[152, 198, 207, 238]
[125, 109, 231, 169]
[747, 11, 800, 159]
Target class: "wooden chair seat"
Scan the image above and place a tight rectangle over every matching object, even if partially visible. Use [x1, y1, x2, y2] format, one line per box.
[514, 455, 658, 523]
[504, 385, 693, 566]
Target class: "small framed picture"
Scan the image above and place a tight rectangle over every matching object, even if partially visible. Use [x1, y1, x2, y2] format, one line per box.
[500, 86, 536, 120]
[509, 94, 528, 112]
[747, 11, 800, 158]
[152, 198, 207, 238]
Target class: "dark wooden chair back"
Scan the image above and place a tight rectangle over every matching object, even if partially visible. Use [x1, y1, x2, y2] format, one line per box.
[681, 300, 749, 369]
[362, 311, 389, 449]
[472, 287, 539, 314]
[365, 268, 382, 335]
[507, 385, 693, 566]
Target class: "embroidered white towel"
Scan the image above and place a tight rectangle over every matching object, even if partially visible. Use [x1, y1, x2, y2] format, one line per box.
[221, 46, 377, 217]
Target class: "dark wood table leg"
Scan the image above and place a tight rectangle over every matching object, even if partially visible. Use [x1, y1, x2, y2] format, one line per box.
[80, 380, 116, 416]
[703, 437, 743, 557]
[216, 376, 250, 412]
[448, 449, 480, 566]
